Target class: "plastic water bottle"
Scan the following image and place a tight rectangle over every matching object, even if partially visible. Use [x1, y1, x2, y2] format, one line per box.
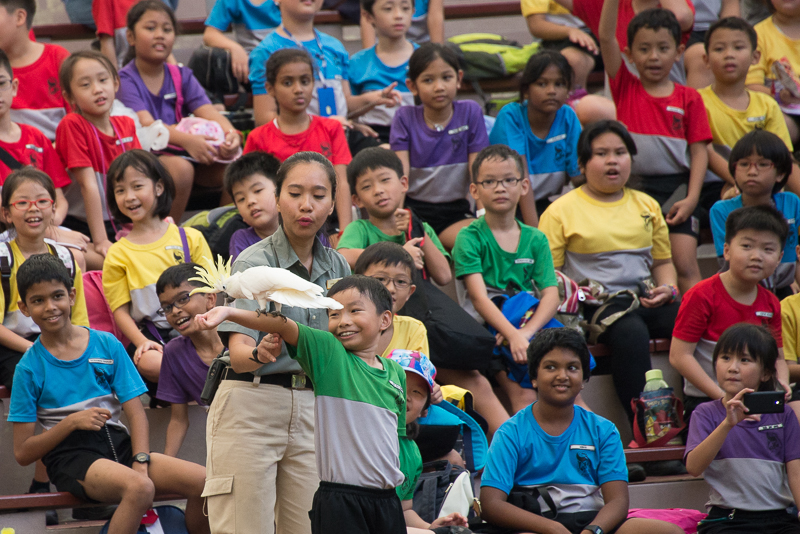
[643, 369, 669, 392]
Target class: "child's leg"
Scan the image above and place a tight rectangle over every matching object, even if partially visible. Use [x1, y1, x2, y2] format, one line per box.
[670, 233, 702, 293]
[495, 371, 537, 415]
[619, 518, 686, 534]
[439, 219, 474, 251]
[148, 453, 210, 534]
[136, 350, 163, 383]
[159, 156, 195, 222]
[684, 43, 714, 89]
[572, 95, 617, 125]
[194, 163, 232, 206]
[80, 458, 156, 534]
[560, 46, 595, 90]
[435, 368, 509, 437]
[785, 112, 800, 146]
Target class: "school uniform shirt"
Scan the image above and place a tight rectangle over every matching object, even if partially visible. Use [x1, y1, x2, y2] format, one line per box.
[348, 45, 417, 127]
[481, 403, 628, 510]
[102, 224, 212, 329]
[116, 63, 212, 126]
[0, 124, 70, 186]
[156, 335, 211, 405]
[398, 436, 423, 501]
[288, 322, 407, 489]
[609, 61, 711, 177]
[230, 226, 261, 260]
[248, 29, 349, 118]
[489, 102, 581, 201]
[521, 0, 585, 30]
[8, 328, 147, 431]
[242, 114, 352, 165]
[453, 216, 558, 293]
[219, 225, 351, 375]
[381, 314, 429, 358]
[699, 86, 793, 183]
[10, 43, 71, 141]
[56, 113, 141, 222]
[709, 192, 799, 290]
[685, 399, 800, 510]
[673, 273, 783, 397]
[390, 100, 489, 204]
[337, 218, 450, 261]
[92, 0, 137, 67]
[781, 294, 800, 363]
[408, 0, 432, 43]
[746, 16, 800, 89]
[692, 0, 721, 30]
[541, 188, 670, 292]
[0, 241, 88, 338]
[204, 0, 282, 53]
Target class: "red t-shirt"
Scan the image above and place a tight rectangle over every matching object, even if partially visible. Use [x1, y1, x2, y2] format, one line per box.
[609, 61, 711, 175]
[243, 115, 352, 165]
[10, 43, 71, 142]
[572, 0, 694, 48]
[0, 124, 70, 187]
[673, 273, 782, 397]
[93, 0, 137, 37]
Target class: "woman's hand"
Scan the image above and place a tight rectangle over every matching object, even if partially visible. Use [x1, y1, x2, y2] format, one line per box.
[183, 134, 219, 165]
[194, 306, 232, 330]
[640, 285, 672, 308]
[725, 387, 759, 427]
[218, 129, 241, 159]
[134, 340, 163, 366]
[252, 333, 282, 364]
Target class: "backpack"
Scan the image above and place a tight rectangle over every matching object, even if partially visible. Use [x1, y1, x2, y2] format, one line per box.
[0, 242, 75, 314]
[412, 460, 479, 525]
[182, 205, 248, 261]
[98, 505, 188, 534]
[187, 46, 239, 102]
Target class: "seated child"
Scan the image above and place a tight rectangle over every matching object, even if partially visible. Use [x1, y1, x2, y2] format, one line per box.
[339, 147, 450, 286]
[360, 0, 444, 47]
[8, 254, 210, 534]
[224, 151, 281, 260]
[155, 263, 224, 457]
[196, 275, 411, 534]
[710, 130, 799, 300]
[453, 145, 560, 414]
[685, 323, 800, 534]
[599, 0, 712, 293]
[480, 327, 683, 534]
[670, 205, 793, 422]
[684, 0, 741, 88]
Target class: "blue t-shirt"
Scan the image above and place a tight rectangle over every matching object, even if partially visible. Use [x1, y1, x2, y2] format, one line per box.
[205, 0, 282, 52]
[481, 403, 627, 513]
[248, 29, 349, 117]
[8, 328, 147, 432]
[348, 44, 417, 127]
[489, 102, 581, 201]
[408, 0, 431, 43]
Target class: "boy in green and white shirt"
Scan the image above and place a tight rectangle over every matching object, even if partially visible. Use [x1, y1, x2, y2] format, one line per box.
[196, 275, 408, 534]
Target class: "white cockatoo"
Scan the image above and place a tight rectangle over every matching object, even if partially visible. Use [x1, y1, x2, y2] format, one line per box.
[189, 255, 343, 316]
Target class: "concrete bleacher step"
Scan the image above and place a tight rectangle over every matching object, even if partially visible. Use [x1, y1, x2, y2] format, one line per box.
[629, 475, 709, 511]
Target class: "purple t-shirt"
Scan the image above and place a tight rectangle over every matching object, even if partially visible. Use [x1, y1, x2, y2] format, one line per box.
[685, 398, 800, 510]
[390, 99, 488, 204]
[230, 227, 261, 260]
[156, 335, 212, 405]
[116, 63, 211, 126]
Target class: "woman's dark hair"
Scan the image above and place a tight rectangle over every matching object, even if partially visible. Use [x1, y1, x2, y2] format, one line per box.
[106, 149, 176, 223]
[408, 43, 460, 83]
[729, 129, 793, 193]
[527, 327, 592, 388]
[123, 0, 178, 64]
[2, 168, 56, 209]
[59, 50, 118, 102]
[275, 151, 337, 200]
[266, 48, 314, 87]
[712, 323, 779, 392]
[577, 120, 638, 168]
[519, 50, 574, 102]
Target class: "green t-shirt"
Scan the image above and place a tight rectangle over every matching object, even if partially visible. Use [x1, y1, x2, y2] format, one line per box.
[452, 216, 558, 293]
[288, 323, 407, 489]
[397, 436, 423, 501]
[337, 219, 451, 261]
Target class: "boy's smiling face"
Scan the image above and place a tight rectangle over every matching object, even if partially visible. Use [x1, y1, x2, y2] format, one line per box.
[328, 288, 393, 353]
[624, 27, 684, 84]
[353, 167, 408, 220]
[703, 28, 758, 84]
[531, 347, 584, 407]
[363, 261, 416, 312]
[158, 281, 216, 336]
[19, 280, 76, 333]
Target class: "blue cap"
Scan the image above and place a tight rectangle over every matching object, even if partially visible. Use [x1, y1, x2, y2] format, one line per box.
[387, 350, 436, 392]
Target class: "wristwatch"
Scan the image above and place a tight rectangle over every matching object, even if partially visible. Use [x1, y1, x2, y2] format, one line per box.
[584, 526, 603, 534]
[133, 452, 151, 464]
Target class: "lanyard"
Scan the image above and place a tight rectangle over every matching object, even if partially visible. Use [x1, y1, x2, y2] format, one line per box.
[90, 118, 128, 232]
[281, 26, 328, 84]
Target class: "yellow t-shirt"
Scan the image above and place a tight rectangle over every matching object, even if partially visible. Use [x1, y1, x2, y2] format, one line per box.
[102, 224, 212, 329]
[781, 294, 800, 362]
[0, 241, 88, 337]
[746, 16, 800, 87]
[381, 314, 429, 358]
[520, 0, 584, 28]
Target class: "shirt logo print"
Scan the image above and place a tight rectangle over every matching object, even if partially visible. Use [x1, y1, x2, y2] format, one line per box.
[320, 142, 332, 159]
[576, 452, 591, 475]
[47, 78, 59, 96]
[641, 212, 652, 230]
[671, 115, 683, 133]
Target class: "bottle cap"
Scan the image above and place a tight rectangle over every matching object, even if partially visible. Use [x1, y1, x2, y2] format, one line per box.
[645, 369, 664, 382]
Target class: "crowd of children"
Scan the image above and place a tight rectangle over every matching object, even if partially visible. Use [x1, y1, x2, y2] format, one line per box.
[4, 0, 800, 531]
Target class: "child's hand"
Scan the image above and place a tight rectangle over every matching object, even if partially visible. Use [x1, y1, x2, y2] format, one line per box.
[351, 122, 379, 138]
[725, 387, 759, 427]
[230, 44, 249, 83]
[330, 115, 355, 130]
[371, 82, 403, 109]
[194, 306, 232, 329]
[68, 407, 111, 431]
[134, 340, 163, 366]
[184, 134, 220, 165]
[94, 239, 113, 257]
[780, 378, 793, 401]
[403, 237, 425, 269]
[50, 227, 91, 252]
[640, 285, 672, 308]
[252, 333, 282, 364]
[780, 88, 800, 105]
[567, 27, 599, 54]
[394, 208, 410, 233]
[431, 512, 468, 528]
[666, 197, 697, 226]
[219, 129, 242, 159]
[507, 330, 531, 364]
[431, 382, 443, 404]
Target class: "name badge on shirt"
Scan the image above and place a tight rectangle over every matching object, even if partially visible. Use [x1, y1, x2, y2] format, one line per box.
[515, 258, 535, 265]
[116, 137, 134, 146]
[448, 125, 469, 135]
[570, 444, 596, 451]
[326, 278, 342, 290]
[748, 115, 766, 123]
[547, 134, 567, 144]
[666, 106, 685, 115]
[164, 92, 177, 100]
[758, 423, 783, 431]
[789, 218, 796, 224]
[24, 144, 43, 153]
[89, 358, 114, 365]
[317, 86, 336, 117]
[756, 311, 774, 318]
[389, 380, 404, 394]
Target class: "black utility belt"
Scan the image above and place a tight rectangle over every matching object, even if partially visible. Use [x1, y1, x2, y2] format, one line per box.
[222, 368, 313, 390]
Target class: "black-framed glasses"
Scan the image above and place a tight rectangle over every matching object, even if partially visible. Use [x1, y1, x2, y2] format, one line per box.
[10, 198, 54, 211]
[158, 292, 195, 315]
[372, 275, 411, 290]
[475, 177, 524, 189]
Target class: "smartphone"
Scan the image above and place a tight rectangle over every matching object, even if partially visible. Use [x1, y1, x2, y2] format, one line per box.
[743, 391, 785, 414]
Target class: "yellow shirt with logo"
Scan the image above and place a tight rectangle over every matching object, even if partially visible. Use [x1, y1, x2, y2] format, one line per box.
[381, 314, 429, 358]
[746, 16, 800, 88]
[781, 294, 800, 362]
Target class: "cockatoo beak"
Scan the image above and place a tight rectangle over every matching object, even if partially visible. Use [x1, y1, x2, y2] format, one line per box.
[189, 287, 218, 296]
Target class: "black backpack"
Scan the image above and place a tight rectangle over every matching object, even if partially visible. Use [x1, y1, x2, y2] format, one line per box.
[187, 46, 239, 102]
[412, 460, 478, 525]
[182, 205, 248, 261]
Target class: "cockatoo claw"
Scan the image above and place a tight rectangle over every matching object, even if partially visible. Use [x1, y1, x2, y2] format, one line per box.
[268, 311, 288, 322]
[255, 308, 268, 317]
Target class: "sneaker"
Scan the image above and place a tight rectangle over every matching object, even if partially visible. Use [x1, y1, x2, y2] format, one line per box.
[627, 462, 647, 482]
[72, 505, 117, 521]
[644, 459, 688, 477]
[27, 480, 58, 526]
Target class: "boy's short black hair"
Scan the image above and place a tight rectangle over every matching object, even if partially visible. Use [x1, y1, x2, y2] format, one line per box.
[347, 147, 405, 197]
[712, 323, 779, 392]
[0, 0, 35, 28]
[223, 151, 281, 198]
[527, 328, 591, 389]
[704, 17, 757, 52]
[17, 253, 73, 304]
[471, 144, 525, 183]
[577, 120, 637, 168]
[724, 204, 789, 248]
[627, 8, 682, 49]
[106, 150, 176, 224]
[0, 49, 12, 78]
[354, 242, 416, 278]
[328, 275, 393, 316]
[729, 129, 793, 193]
[156, 263, 206, 296]
[360, 0, 378, 14]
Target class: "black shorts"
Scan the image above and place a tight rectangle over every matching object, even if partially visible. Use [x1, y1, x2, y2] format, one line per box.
[540, 28, 600, 59]
[686, 29, 708, 49]
[476, 516, 624, 534]
[698, 507, 800, 534]
[309, 481, 406, 534]
[43, 426, 134, 502]
[404, 197, 474, 236]
[0, 334, 38, 390]
[61, 215, 117, 244]
[639, 173, 701, 238]
[682, 394, 712, 431]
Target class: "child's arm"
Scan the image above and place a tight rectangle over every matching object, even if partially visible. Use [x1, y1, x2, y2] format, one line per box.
[598, 0, 623, 79]
[163, 403, 190, 457]
[191, 104, 242, 160]
[112, 304, 163, 365]
[659, 0, 694, 32]
[99, 35, 117, 69]
[420, 231, 452, 286]
[13, 408, 111, 466]
[786, 459, 800, 509]
[395, 150, 410, 178]
[122, 396, 152, 477]
[518, 186, 539, 228]
[526, 16, 599, 55]
[685, 388, 752, 476]
[720, 0, 741, 18]
[342, 80, 402, 120]
[359, 16, 377, 49]
[666, 141, 707, 225]
[196, 306, 300, 349]
[669, 337, 725, 399]
[776, 347, 792, 398]
[333, 164, 353, 230]
[0, 324, 35, 353]
[707, 145, 735, 186]
[71, 167, 113, 256]
[641, 259, 679, 308]
[54, 188, 68, 227]
[581, 480, 630, 534]
[403, 500, 467, 529]
[203, 27, 249, 83]
[427, 0, 445, 43]
[135, 109, 221, 165]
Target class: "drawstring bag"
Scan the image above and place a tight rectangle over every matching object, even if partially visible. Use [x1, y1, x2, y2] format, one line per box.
[630, 387, 686, 448]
